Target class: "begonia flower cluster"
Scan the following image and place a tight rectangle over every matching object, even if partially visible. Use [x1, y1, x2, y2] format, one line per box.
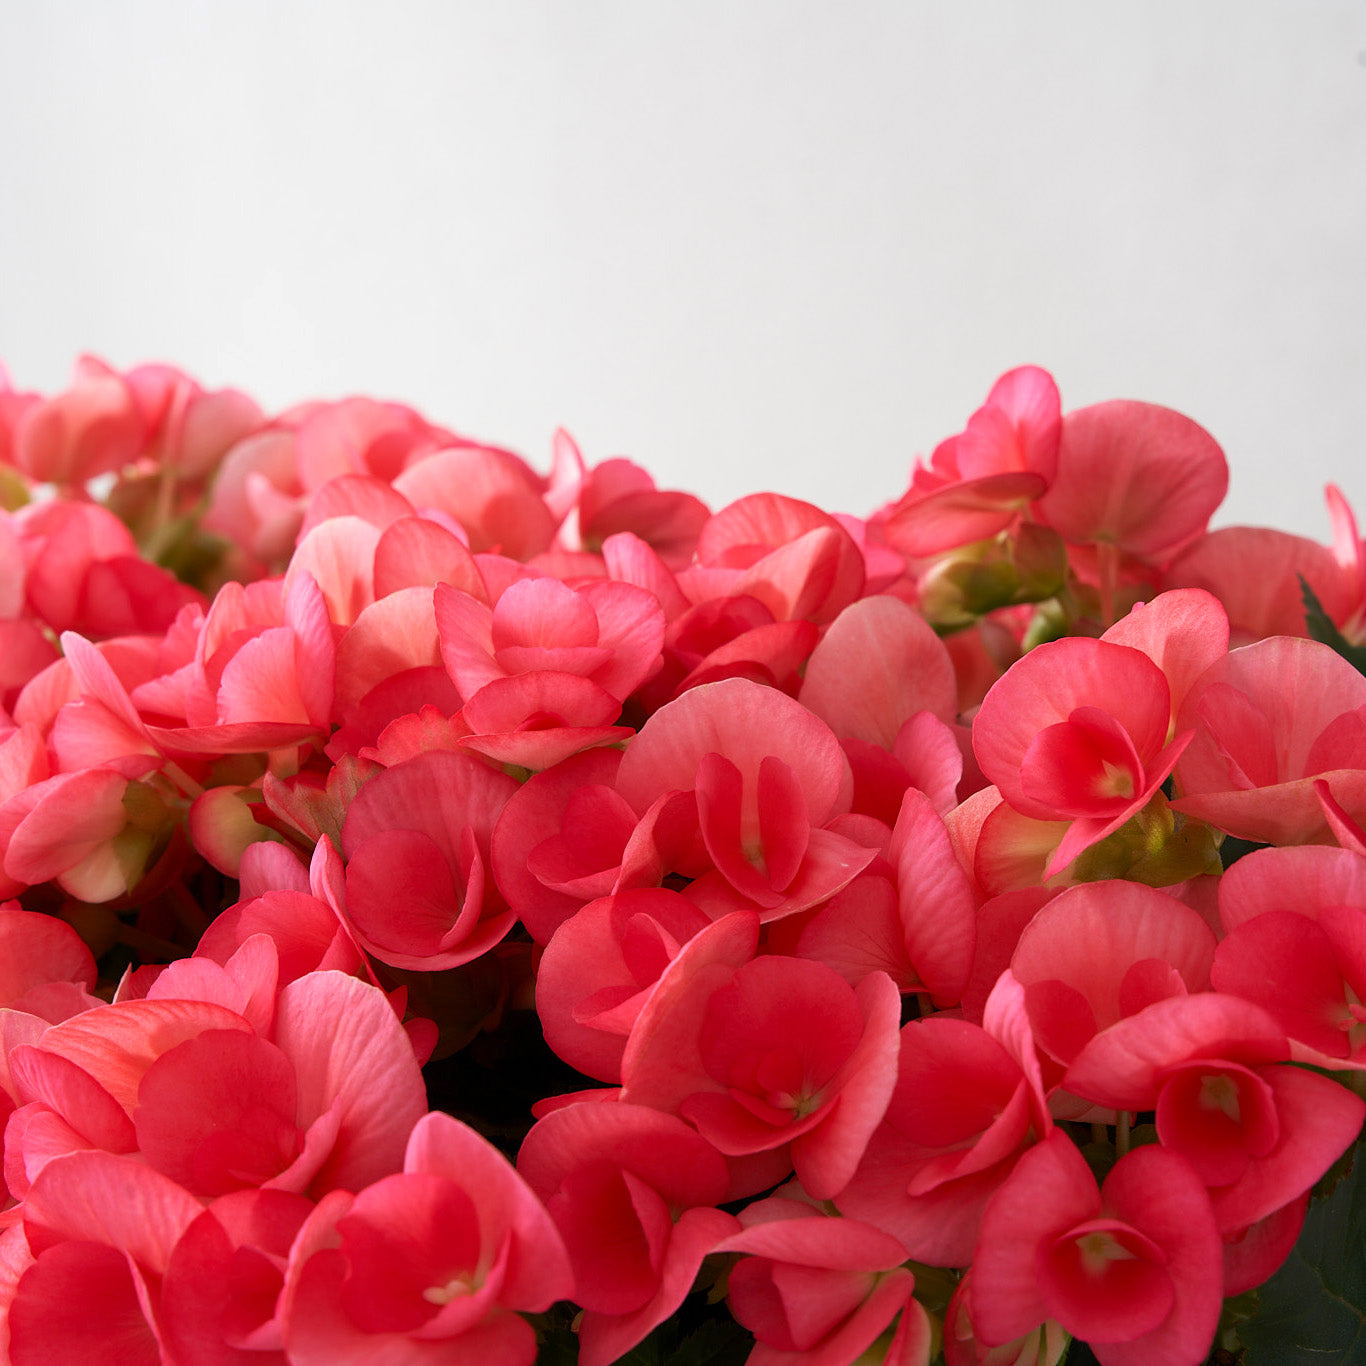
[0, 354, 1363, 1364]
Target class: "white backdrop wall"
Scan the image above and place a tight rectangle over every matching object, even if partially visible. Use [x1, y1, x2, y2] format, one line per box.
[2, 2, 1363, 536]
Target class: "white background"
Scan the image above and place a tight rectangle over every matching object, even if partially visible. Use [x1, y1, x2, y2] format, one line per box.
[2, 2, 1364, 536]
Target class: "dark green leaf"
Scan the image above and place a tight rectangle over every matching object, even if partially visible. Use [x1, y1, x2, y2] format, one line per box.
[1238, 1139, 1366, 1365]
[1300, 577, 1366, 675]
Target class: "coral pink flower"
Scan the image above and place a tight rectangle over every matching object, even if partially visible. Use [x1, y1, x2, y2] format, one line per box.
[490, 747, 640, 943]
[158, 1188, 314, 1364]
[282, 1111, 572, 1365]
[5, 1149, 204, 1364]
[393, 443, 555, 559]
[798, 594, 959, 742]
[1009, 880, 1216, 1084]
[339, 748, 520, 969]
[884, 365, 1061, 557]
[690, 493, 867, 625]
[717, 1199, 930, 1366]
[1166, 525, 1354, 644]
[1172, 635, 1366, 843]
[14, 499, 202, 639]
[1063, 993, 1365, 1234]
[973, 636, 1192, 876]
[203, 425, 309, 568]
[1211, 844, 1366, 1066]
[1036, 400, 1228, 565]
[836, 971, 1050, 1265]
[5, 970, 428, 1203]
[9, 354, 145, 487]
[436, 573, 663, 767]
[123, 361, 264, 481]
[615, 677, 876, 917]
[535, 887, 712, 1082]
[971, 1132, 1224, 1366]
[795, 789, 977, 1006]
[622, 920, 901, 1201]
[517, 1100, 740, 1366]
[549, 430, 709, 568]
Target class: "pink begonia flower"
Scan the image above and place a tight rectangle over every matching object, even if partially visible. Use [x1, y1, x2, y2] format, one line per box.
[393, 442, 556, 558]
[548, 429, 710, 569]
[333, 587, 446, 720]
[615, 677, 877, 918]
[491, 747, 657, 944]
[535, 887, 713, 1083]
[1211, 844, 1366, 1067]
[437, 572, 665, 702]
[942, 1270, 1067, 1366]
[1063, 993, 1365, 1235]
[158, 1187, 314, 1365]
[884, 365, 1062, 558]
[1172, 634, 1366, 843]
[1035, 400, 1229, 565]
[1009, 880, 1216, 1092]
[436, 572, 664, 767]
[123, 361, 264, 481]
[284, 515, 382, 627]
[203, 425, 310, 567]
[339, 748, 521, 969]
[1166, 524, 1354, 644]
[716, 1200, 931, 1366]
[1098, 588, 1229, 736]
[9, 354, 146, 487]
[517, 1100, 740, 1366]
[14, 498, 203, 639]
[291, 395, 454, 490]
[622, 916, 901, 1201]
[836, 971, 1049, 1266]
[688, 493, 867, 625]
[973, 636, 1193, 877]
[4, 1149, 204, 1364]
[0, 765, 169, 904]
[634, 586, 820, 712]
[195, 888, 367, 989]
[0, 901, 99, 1018]
[971, 1132, 1223, 1366]
[795, 789, 976, 1006]
[4, 969, 428, 1204]
[281, 1111, 572, 1366]
[798, 594, 959, 742]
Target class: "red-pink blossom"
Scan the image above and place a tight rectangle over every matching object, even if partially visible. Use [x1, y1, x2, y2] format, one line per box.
[716, 1199, 930, 1366]
[836, 971, 1050, 1265]
[690, 493, 867, 625]
[1036, 400, 1228, 565]
[339, 749, 520, 969]
[622, 920, 901, 1201]
[517, 1100, 739, 1366]
[1172, 635, 1366, 843]
[973, 636, 1192, 876]
[884, 365, 1061, 557]
[971, 1131, 1223, 1366]
[535, 887, 712, 1083]
[615, 677, 876, 918]
[282, 1111, 571, 1365]
[1063, 993, 1365, 1233]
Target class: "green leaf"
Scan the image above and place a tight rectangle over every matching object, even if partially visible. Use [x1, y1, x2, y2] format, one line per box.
[1300, 576, 1366, 675]
[1238, 1139, 1366, 1365]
